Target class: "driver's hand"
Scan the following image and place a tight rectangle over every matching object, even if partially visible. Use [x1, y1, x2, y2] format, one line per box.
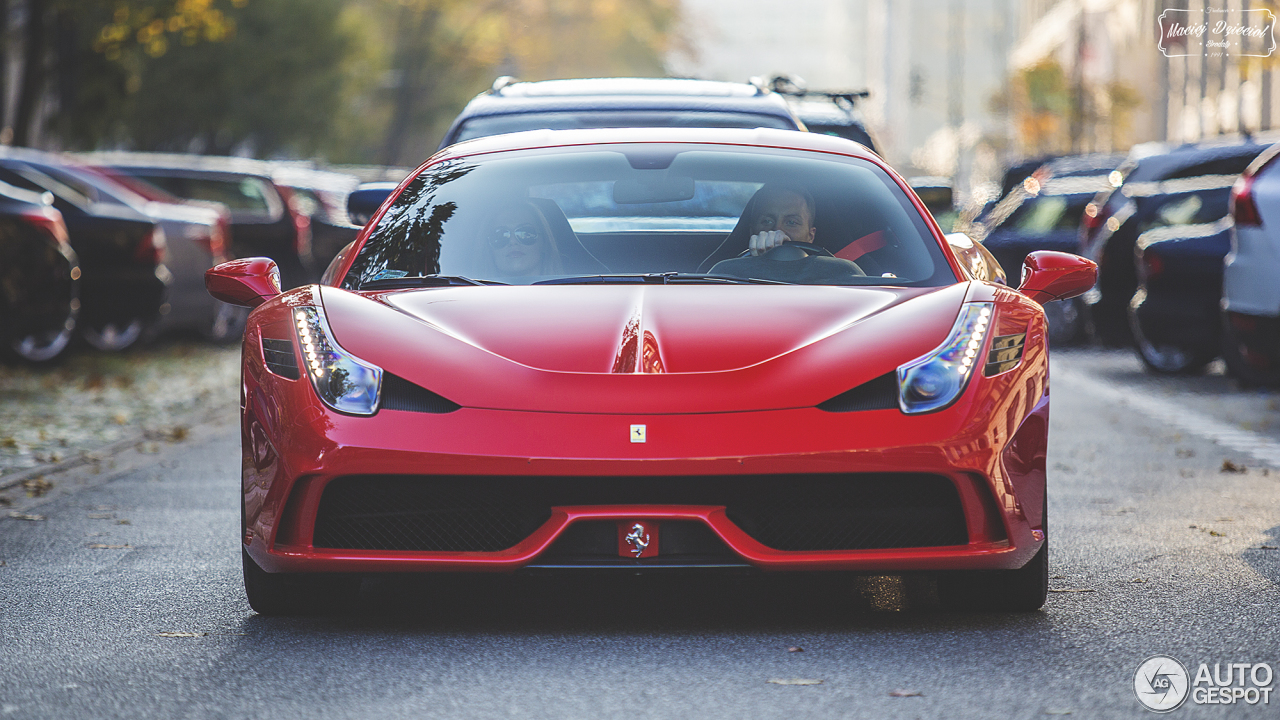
[749, 230, 789, 256]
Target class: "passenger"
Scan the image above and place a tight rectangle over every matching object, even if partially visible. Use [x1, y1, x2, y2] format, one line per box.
[745, 183, 817, 255]
[483, 200, 564, 277]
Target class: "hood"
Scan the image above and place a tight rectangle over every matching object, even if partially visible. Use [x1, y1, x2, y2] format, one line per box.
[320, 283, 968, 414]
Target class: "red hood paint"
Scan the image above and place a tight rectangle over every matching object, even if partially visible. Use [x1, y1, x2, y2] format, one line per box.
[319, 283, 968, 414]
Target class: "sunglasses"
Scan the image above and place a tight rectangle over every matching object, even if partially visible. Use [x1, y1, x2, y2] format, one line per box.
[488, 224, 541, 249]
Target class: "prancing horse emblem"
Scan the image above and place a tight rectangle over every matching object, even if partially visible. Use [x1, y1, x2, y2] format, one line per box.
[625, 523, 650, 557]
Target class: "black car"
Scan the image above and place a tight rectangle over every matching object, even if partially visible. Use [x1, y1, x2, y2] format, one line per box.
[439, 77, 804, 150]
[78, 154, 312, 288]
[1128, 185, 1235, 374]
[972, 153, 1125, 342]
[0, 181, 79, 363]
[1079, 140, 1269, 346]
[0, 157, 166, 352]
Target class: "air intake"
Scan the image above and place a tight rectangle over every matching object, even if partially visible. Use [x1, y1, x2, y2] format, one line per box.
[379, 373, 461, 414]
[985, 333, 1026, 376]
[261, 338, 299, 379]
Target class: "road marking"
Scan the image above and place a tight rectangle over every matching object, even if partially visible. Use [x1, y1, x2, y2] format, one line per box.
[1055, 366, 1280, 469]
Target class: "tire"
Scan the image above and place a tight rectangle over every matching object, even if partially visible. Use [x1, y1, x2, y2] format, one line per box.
[81, 318, 146, 352]
[938, 543, 1048, 611]
[1221, 314, 1280, 388]
[10, 321, 75, 363]
[1129, 305, 1213, 375]
[242, 550, 359, 616]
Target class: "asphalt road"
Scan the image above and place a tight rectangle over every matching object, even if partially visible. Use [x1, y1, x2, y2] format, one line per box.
[2, 348, 1279, 719]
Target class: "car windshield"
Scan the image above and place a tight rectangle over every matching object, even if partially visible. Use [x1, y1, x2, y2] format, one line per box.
[343, 143, 954, 288]
[454, 111, 797, 144]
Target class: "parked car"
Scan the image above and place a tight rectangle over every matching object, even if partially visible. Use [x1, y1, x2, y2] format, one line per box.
[1222, 142, 1280, 385]
[0, 180, 78, 362]
[1079, 140, 1269, 346]
[762, 74, 878, 153]
[92, 167, 246, 342]
[439, 76, 804, 150]
[971, 153, 1124, 343]
[1128, 184, 1235, 373]
[0, 153, 166, 351]
[270, 165, 361, 273]
[77, 153, 313, 289]
[207, 126, 1097, 615]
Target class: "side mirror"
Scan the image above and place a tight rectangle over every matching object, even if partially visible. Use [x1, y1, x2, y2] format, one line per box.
[205, 258, 282, 308]
[945, 232, 1006, 284]
[346, 182, 398, 227]
[1018, 250, 1097, 305]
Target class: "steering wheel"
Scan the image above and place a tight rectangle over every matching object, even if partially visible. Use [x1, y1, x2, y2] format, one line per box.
[736, 241, 835, 259]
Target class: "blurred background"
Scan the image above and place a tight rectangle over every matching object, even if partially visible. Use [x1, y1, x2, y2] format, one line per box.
[6, 0, 1280, 476]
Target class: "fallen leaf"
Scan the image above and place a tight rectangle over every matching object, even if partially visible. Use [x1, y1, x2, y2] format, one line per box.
[787, 646, 804, 653]
[1048, 588, 1094, 593]
[0, 496, 11, 507]
[889, 689, 923, 697]
[1044, 709, 1073, 716]
[116, 519, 131, 525]
[1257, 545, 1278, 550]
[767, 678, 823, 686]
[156, 631, 207, 638]
[1130, 578, 1146, 583]
[8, 512, 45, 521]
[86, 543, 132, 549]
[1050, 575, 1066, 580]
[1221, 459, 1247, 474]
[112, 412, 129, 425]
[0, 437, 17, 449]
[1209, 530, 1226, 537]
[22, 476, 52, 498]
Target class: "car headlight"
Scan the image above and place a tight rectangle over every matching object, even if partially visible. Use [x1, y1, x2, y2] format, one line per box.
[292, 306, 382, 415]
[897, 302, 993, 414]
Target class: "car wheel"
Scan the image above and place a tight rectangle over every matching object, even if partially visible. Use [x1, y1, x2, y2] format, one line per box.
[1129, 307, 1213, 375]
[201, 303, 248, 344]
[10, 321, 75, 363]
[1221, 314, 1280, 388]
[242, 550, 359, 616]
[937, 543, 1048, 612]
[81, 319, 146, 352]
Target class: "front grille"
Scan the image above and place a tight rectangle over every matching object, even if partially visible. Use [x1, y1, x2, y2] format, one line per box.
[311, 473, 968, 553]
[261, 338, 299, 379]
[817, 372, 899, 412]
[380, 373, 461, 414]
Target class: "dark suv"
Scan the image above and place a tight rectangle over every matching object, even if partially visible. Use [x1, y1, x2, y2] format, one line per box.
[439, 77, 804, 150]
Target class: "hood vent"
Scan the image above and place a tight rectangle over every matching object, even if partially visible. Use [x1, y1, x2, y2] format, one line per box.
[380, 373, 461, 414]
[261, 338, 300, 380]
[816, 371, 899, 412]
[985, 333, 1026, 376]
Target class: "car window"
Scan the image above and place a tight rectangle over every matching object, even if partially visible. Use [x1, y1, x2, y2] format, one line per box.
[454, 111, 797, 144]
[1006, 196, 1090, 234]
[343, 144, 954, 288]
[1139, 188, 1230, 232]
[128, 173, 280, 215]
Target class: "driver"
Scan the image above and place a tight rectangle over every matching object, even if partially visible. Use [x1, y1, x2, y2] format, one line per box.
[746, 184, 817, 255]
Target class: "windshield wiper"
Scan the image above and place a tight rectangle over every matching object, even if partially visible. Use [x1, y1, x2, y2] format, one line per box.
[361, 275, 505, 290]
[533, 272, 790, 285]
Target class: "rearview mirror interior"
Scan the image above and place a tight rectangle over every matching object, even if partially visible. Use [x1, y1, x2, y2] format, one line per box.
[205, 258, 282, 308]
[1018, 250, 1097, 305]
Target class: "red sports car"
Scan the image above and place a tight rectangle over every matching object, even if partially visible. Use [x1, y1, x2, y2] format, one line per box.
[206, 128, 1096, 615]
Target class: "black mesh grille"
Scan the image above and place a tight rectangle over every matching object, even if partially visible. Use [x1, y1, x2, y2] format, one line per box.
[314, 476, 553, 552]
[379, 373, 461, 414]
[261, 338, 299, 379]
[311, 473, 968, 553]
[817, 372, 899, 412]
